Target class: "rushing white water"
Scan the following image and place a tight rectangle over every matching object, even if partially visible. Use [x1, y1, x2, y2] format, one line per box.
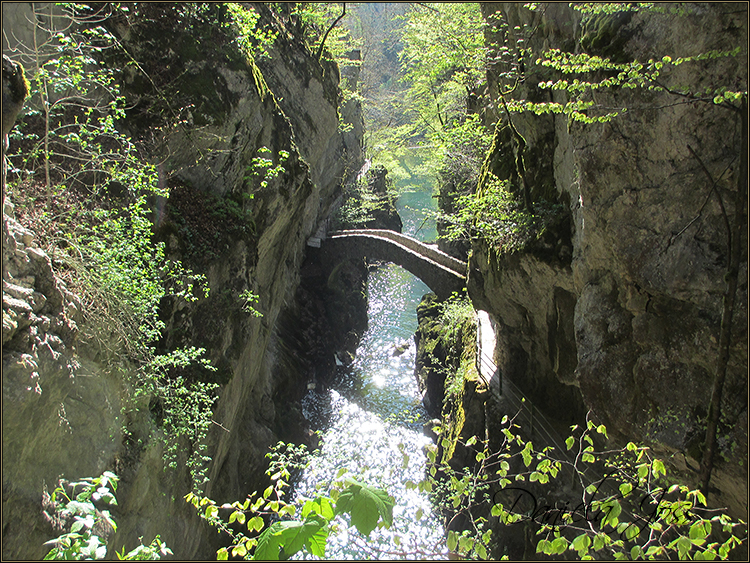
[295, 180, 446, 559]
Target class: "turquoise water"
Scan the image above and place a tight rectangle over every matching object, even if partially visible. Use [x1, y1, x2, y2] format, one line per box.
[396, 175, 438, 243]
[295, 181, 446, 559]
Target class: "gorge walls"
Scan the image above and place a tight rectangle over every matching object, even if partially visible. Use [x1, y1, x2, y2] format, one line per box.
[473, 1, 747, 517]
[2, 3, 363, 558]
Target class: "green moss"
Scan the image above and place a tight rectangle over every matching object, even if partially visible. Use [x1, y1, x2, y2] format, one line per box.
[579, 11, 634, 62]
[109, 3, 270, 129]
[439, 308, 479, 464]
[477, 123, 516, 197]
[156, 181, 256, 269]
[441, 381, 466, 464]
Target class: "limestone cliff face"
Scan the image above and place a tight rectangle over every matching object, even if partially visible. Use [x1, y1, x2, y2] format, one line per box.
[474, 2, 747, 515]
[123, 7, 365, 557]
[2, 206, 100, 559]
[2, 4, 363, 559]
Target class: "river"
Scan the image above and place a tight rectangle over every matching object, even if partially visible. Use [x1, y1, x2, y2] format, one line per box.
[296, 175, 447, 559]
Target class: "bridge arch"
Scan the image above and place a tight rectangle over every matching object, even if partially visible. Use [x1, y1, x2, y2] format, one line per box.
[315, 229, 467, 300]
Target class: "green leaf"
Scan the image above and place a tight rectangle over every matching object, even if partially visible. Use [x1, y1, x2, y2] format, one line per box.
[537, 539, 551, 554]
[477, 543, 488, 559]
[447, 530, 458, 552]
[604, 500, 622, 529]
[231, 543, 247, 558]
[677, 536, 692, 559]
[284, 515, 327, 557]
[619, 483, 633, 497]
[593, 533, 606, 551]
[302, 497, 334, 521]
[653, 459, 666, 478]
[522, 446, 532, 467]
[571, 533, 591, 555]
[335, 479, 394, 537]
[458, 535, 473, 553]
[253, 526, 284, 560]
[624, 523, 640, 540]
[248, 515, 264, 532]
[566, 436, 575, 450]
[253, 514, 327, 560]
[552, 536, 568, 554]
[637, 464, 649, 480]
[690, 520, 711, 540]
[305, 523, 329, 558]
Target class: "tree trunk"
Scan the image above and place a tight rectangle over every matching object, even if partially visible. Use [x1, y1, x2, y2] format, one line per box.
[699, 97, 748, 494]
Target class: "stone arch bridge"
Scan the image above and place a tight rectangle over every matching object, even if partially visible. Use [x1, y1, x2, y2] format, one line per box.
[312, 229, 467, 300]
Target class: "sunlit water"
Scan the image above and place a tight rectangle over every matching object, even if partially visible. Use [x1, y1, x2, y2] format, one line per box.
[295, 180, 446, 559]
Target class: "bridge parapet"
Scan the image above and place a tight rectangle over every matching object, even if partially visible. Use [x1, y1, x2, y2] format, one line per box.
[322, 229, 467, 300]
[328, 229, 467, 276]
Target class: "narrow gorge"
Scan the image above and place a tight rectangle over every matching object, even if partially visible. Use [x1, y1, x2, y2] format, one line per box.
[2, 2, 747, 561]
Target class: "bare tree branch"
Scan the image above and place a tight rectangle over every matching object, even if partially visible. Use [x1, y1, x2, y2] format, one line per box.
[315, 3, 346, 61]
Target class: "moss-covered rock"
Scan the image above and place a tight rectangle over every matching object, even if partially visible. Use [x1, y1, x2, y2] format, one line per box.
[414, 293, 486, 468]
[579, 10, 634, 62]
[414, 293, 446, 417]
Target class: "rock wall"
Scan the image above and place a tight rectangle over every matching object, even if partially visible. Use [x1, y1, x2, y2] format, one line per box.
[359, 165, 403, 232]
[474, 1, 747, 517]
[2, 3, 364, 559]
[2, 204, 100, 559]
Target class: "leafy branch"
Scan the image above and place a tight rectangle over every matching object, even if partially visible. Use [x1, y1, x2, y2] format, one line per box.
[430, 409, 747, 560]
[42, 472, 172, 560]
[186, 455, 396, 560]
